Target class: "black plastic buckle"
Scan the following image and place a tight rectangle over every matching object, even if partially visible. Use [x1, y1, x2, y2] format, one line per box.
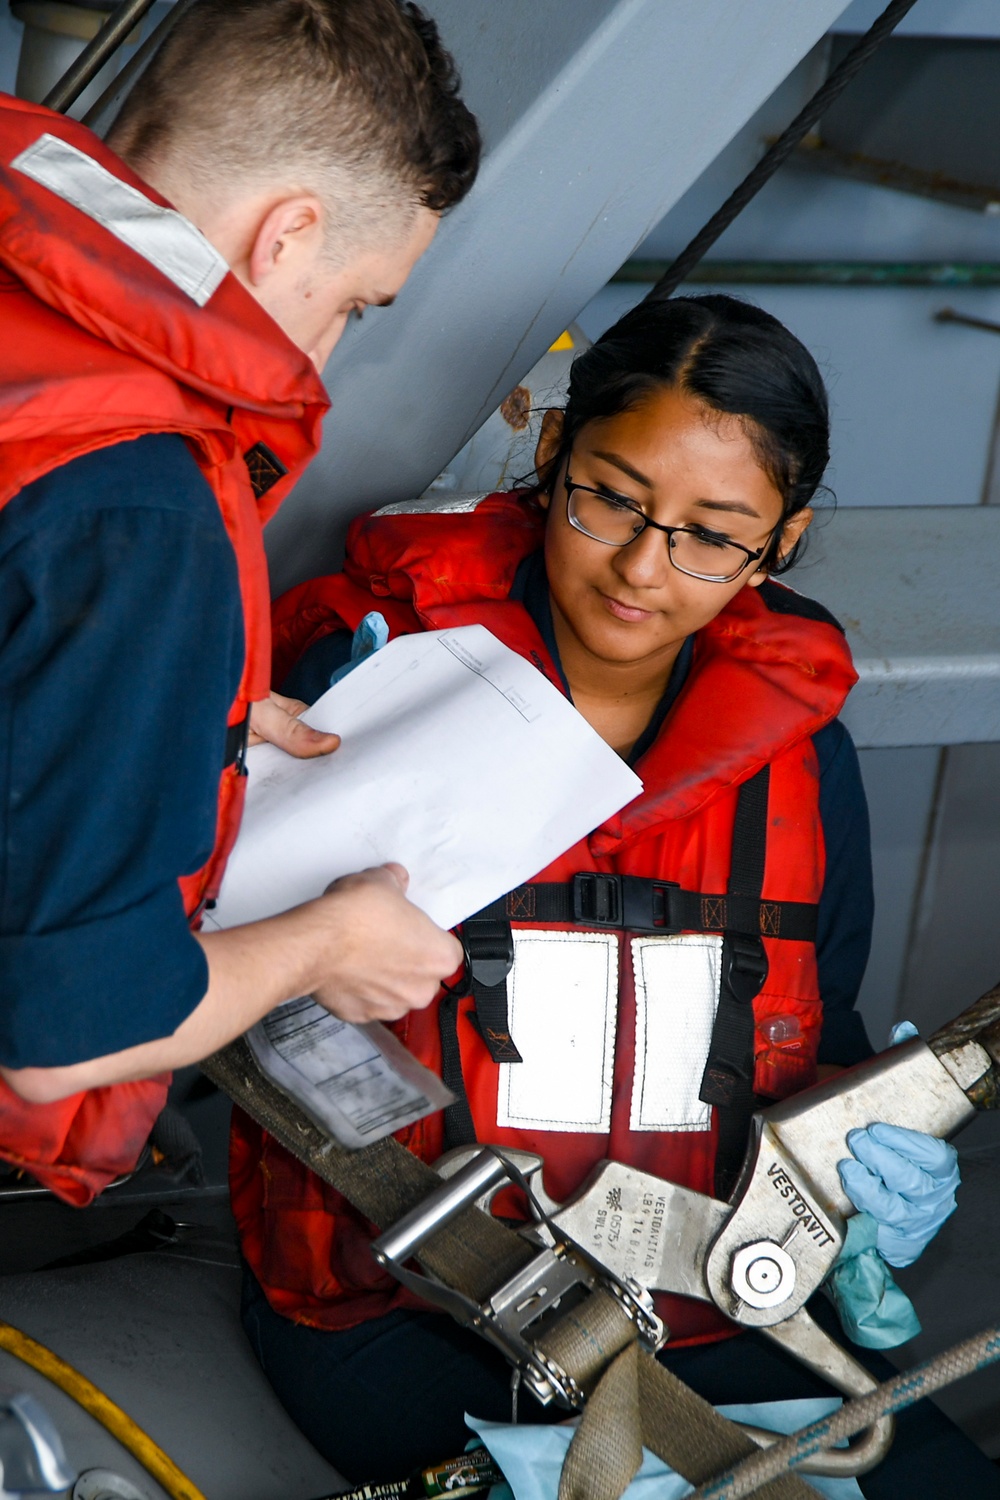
[572, 873, 622, 926]
[622, 877, 680, 933]
[724, 932, 769, 1003]
[572, 874, 680, 933]
[464, 917, 515, 988]
[224, 708, 252, 777]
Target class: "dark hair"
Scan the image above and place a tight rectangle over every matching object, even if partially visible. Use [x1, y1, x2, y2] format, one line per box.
[397, 2, 481, 212]
[108, 0, 480, 222]
[545, 294, 830, 572]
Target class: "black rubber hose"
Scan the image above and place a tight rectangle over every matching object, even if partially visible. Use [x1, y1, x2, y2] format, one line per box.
[645, 0, 920, 304]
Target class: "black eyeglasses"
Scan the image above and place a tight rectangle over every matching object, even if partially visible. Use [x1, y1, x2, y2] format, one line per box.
[564, 464, 775, 584]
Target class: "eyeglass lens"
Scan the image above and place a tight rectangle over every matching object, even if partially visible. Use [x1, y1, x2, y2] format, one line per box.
[568, 487, 752, 582]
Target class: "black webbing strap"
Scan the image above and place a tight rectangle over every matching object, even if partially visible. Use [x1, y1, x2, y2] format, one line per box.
[223, 707, 251, 774]
[439, 913, 519, 1150]
[465, 916, 521, 1064]
[439, 990, 478, 1150]
[699, 767, 771, 1200]
[474, 874, 816, 943]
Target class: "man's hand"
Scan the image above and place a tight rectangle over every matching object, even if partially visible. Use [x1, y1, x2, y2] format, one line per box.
[311, 863, 463, 1023]
[2, 863, 463, 1103]
[249, 691, 340, 758]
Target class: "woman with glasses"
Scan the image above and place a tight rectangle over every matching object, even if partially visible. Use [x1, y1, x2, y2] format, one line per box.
[231, 295, 985, 1496]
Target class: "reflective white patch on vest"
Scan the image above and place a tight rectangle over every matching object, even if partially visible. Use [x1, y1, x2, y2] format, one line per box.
[497, 931, 618, 1133]
[630, 934, 723, 1133]
[12, 134, 228, 307]
[373, 494, 488, 516]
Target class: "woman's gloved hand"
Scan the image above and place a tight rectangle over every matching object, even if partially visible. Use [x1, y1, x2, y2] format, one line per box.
[838, 1121, 960, 1268]
[329, 611, 389, 687]
[825, 1212, 921, 1348]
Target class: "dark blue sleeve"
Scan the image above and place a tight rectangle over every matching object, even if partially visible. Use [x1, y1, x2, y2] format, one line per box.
[814, 720, 876, 1065]
[280, 628, 354, 704]
[0, 435, 244, 1068]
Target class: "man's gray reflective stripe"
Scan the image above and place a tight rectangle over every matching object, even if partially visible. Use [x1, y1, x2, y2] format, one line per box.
[12, 133, 228, 307]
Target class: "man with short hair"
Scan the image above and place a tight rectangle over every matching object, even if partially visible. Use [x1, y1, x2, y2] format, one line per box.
[0, 0, 478, 1201]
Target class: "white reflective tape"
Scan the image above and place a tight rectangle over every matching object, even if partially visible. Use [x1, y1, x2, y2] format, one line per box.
[12, 134, 228, 307]
[630, 934, 723, 1132]
[373, 494, 488, 516]
[497, 930, 618, 1133]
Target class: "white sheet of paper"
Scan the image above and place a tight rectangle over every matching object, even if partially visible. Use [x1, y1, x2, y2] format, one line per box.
[211, 624, 642, 932]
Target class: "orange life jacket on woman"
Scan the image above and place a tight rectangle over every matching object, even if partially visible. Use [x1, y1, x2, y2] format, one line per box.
[0, 94, 328, 1205]
[232, 491, 858, 1346]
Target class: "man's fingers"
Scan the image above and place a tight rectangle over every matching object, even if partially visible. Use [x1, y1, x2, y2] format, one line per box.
[249, 693, 340, 758]
[311, 869, 464, 1024]
[269, 690, 309, 716]
[443, 929, 464, 971]
[327, 864, 409, 895]
[280, 715, 342, 758]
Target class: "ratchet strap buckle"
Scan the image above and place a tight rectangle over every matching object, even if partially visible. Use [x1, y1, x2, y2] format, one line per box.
[371, 1148, 665, 1409]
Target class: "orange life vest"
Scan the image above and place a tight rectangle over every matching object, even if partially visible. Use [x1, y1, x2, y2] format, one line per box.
[232, 492, 858, 1345]
[0, 94, 328, 1204]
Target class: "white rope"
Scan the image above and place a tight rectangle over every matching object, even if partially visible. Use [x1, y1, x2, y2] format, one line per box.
[687, 1324, 1000, 1500]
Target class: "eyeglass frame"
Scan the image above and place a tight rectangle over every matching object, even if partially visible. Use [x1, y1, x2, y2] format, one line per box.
[561, 455, 781, 584]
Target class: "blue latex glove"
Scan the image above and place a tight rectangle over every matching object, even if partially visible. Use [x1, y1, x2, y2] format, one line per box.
[328, 611, 389, 687]
[838, 1121, 960, 1268]
[825, 1212, 921, 1349]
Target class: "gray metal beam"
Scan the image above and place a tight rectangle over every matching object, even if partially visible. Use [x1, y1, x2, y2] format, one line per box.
[796, 506, 1000, 747]
[265, 0, 856, 592]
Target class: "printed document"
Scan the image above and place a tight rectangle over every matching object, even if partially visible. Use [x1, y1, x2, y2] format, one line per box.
[212, 624, 642, 932]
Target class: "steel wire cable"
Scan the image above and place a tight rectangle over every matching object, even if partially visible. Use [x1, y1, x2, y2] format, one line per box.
[645, 0, 920, 304]
[686, 1324, 1000, 1500]
[82, 0, 201, 129]
[43, 0, 159, 114]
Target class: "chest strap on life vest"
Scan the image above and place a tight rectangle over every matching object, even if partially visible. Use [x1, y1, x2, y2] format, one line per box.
[472, 870, 817, 944]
